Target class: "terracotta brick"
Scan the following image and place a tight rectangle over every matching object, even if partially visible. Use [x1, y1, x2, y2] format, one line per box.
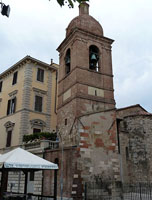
[80, 132, 89, 137]
[100, 116, 106, 120]
[95, 138, 104, 147]
[84, 126, 90, 130]
[108, 146, 115, 151]
[92, 121, 100, 125]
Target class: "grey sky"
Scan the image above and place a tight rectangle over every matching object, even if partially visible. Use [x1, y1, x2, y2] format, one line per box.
[0, 0, 152, 112]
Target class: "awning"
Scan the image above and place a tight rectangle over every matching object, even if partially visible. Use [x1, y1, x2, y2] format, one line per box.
[0, 147, 58, 170]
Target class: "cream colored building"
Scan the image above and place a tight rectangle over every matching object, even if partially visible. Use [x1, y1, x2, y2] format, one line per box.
[0, 55, 58, 149]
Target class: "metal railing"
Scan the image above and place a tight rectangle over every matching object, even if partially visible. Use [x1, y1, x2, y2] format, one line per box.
[84, 182, 152, 200]
[3, 192, 54, 200]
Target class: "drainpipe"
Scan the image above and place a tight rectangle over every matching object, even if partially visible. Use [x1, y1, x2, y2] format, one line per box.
[116, 118, 124, 183]
[54, 70, 58, 115]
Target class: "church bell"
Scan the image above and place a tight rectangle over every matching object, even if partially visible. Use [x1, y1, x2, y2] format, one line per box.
[90, 53, 97, 61]
[65, 57, 70, 65]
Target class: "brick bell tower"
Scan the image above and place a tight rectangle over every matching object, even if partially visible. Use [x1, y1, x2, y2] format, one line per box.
[57, 2, 115, 145]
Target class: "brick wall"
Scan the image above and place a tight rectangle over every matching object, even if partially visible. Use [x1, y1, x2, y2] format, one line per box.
[77, 109, 120, 182]
[43, 147, 78, 199]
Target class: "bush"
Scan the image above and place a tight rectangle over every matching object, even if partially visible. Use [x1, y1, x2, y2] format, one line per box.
[23, 132, 57, 143]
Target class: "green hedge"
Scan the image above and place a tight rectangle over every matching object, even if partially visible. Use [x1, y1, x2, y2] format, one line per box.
[23, 132, 57, 143]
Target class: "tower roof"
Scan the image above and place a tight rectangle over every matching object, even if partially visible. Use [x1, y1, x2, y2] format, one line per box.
[66, 2, 103, 37]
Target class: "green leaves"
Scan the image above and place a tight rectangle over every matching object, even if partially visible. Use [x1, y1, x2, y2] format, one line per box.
[57, 0, 64, 6]
[56, 0, 89, 8]
[68, 0, 74, 8]
[23, 132, 57, 143]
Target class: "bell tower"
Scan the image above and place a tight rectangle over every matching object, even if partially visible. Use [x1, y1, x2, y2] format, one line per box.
[57, 3, 115, 145]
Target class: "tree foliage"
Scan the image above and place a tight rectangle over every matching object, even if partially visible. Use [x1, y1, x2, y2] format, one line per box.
[56, 0, 89, 8]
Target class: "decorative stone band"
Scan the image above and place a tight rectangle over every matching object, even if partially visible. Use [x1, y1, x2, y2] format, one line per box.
[8, 90, 18, 97]
[33, 87, 47, 95]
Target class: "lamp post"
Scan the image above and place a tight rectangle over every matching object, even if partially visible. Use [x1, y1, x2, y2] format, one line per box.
[0, 1, 10, 17]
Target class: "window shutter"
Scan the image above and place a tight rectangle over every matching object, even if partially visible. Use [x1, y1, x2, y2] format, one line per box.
[12, 97, 16, 113]
[40, 69, 44, 82]
[39, 96, 42, 112]
[35, 96, 38, 111]
[37, 69, 40, 81]
[35, 96, 42, 112]
[6, 130, 12, 147]
[37, 68, 44, 82]
[12, 71, 18, 85]
[7, 99, 11, 115]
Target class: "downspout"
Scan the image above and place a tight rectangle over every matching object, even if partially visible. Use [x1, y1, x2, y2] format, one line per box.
[54, 70, 58, 115]
[116, 118, 124, 183]
[41, 149, 45, 195]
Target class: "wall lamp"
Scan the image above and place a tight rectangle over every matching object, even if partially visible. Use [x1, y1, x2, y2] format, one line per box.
[0, 1, 10, 17]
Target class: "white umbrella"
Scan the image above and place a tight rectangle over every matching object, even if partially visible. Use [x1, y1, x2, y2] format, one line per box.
[0, 147, 58, 170]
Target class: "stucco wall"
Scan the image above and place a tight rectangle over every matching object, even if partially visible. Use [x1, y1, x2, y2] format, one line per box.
[0, 112, 22, 149]
[0, 58, 58, 149]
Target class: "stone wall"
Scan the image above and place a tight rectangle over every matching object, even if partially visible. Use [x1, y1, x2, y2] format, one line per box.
[117, 104, 147, 119]
[6, 171, 42, 194]
[119, 114, 152, 182]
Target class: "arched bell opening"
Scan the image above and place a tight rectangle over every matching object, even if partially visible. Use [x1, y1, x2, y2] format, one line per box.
[89, 45, 99, 72]
[65, 48, 71, 74]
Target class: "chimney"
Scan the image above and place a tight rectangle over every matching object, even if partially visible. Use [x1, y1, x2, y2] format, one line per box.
[51, 59, 53, 64]
[79, 2, 89, 16]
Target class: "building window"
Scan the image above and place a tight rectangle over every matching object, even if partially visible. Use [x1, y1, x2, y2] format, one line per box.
[12, 71, 18, 85]
[0, 81, 3, 92]
[65, 49, 71, 74]
[4, 121, 15, 148]
[65, 118, 67, 126]
[7, 97, 16, 115]
[126, 147, 129, 160]
[30, 119, 46, 133]
[33, 128, 41, 133]
[89, 45, 99, 72]
[37, 68, 44, 82]
[6, 130, 12, 147]
[34, 95, 42, 112]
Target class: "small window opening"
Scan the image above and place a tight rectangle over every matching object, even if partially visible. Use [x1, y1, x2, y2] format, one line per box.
[37, 68, 44, 82]
[12, 71, 18, 85]
[95, 90, 97, 96]
[65, 49, 71, 74]
[126, 147, 129, 160]
[35, 95, 43, 112]
[65, 118, 67, 126]
[33, 128, 41, 134]
[7, 97, 16, 115]
[6, 130, 12, 147]
[89, 45, 99, 72]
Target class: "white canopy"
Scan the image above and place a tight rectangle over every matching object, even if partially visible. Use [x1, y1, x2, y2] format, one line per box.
[0, 147, 58, 170]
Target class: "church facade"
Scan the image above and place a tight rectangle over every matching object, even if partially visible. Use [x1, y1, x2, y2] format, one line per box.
[43, 3, 152, 199]
[44, 2, 120, 199]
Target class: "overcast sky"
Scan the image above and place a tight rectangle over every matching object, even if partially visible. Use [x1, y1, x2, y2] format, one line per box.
[0, 0, 152, 112]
